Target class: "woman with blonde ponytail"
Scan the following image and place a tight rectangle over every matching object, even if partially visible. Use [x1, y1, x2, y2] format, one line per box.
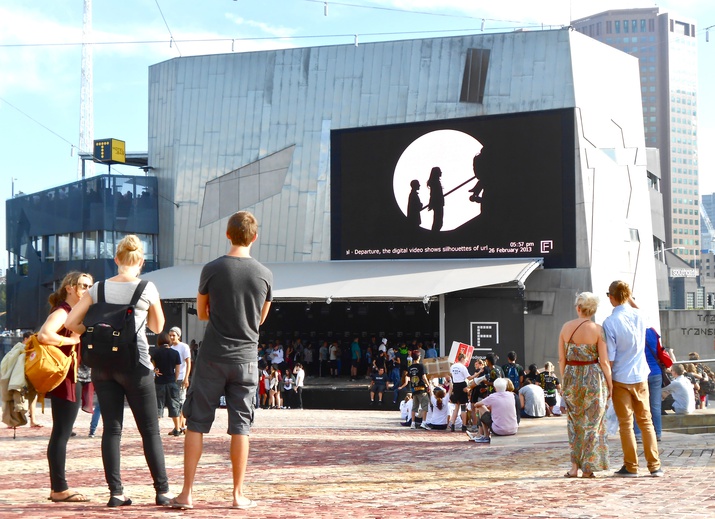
[66, 235, 172, 507]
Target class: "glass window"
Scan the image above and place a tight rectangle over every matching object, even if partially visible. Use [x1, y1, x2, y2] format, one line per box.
[136, 233, 156, 262]
[99, 230, 114, 259]
[640, 19, 646, 32]
[649, 19, 655, 32]
[58, 234, 70, 261]
[85, 230, 97, 260]
[607, 20, 612, 34]
[71, 232, 83, 260]
[45, 235, 56, 262]
[623, 20, 629, 33]
[615, 20, 620, 33]
[632, 20, 638, 33]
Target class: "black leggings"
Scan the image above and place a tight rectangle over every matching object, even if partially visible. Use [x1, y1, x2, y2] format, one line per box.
[47, 383, 82, 492]
[93, 364, 169, 496]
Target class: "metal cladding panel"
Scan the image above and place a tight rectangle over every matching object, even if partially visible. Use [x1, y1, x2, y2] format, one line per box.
[149, 30, 580, 266]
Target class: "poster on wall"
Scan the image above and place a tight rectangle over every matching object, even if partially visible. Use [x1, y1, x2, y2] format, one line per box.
[330, 108, 576, 268]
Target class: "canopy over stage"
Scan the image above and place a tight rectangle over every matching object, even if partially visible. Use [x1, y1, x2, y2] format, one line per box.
[142, 258, 543, 302]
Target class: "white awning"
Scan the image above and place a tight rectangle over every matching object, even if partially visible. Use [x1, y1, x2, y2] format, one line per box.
[141, 258, 543, 302]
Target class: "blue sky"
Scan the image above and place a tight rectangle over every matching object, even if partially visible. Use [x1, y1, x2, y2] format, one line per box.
[1, 0, 713, 272]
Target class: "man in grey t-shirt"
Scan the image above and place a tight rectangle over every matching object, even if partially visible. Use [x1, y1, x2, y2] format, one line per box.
[173, 211, 272, 511]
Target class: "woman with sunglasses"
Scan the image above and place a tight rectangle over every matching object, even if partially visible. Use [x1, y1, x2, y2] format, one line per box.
[38, 271, 94, 503]
[66, 235, 172, 507]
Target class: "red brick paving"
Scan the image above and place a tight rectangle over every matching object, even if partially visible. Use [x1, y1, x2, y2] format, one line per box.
[2, 407, 715, 518]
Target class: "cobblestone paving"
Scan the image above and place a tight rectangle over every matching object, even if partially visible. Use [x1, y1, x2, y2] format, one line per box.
[2, 407, 715, 519]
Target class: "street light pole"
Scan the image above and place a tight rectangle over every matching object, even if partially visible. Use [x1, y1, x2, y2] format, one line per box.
[11, 177, 16, 198]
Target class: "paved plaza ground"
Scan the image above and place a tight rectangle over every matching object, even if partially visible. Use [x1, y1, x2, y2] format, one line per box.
[2, 404, 715, 518]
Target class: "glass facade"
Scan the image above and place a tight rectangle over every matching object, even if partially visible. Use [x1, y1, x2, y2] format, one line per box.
[5, 174, 160, 329]
[573, 8, 699, 267]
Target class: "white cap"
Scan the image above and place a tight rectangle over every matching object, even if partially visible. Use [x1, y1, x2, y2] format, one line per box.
[169, 326, 182, 337]
[381, 338, 387, 344]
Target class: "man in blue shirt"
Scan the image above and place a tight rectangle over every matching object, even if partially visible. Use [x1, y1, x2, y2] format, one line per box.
[603, 280, 662, 477]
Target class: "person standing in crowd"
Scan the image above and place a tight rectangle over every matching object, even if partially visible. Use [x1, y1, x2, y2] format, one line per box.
[293, 363, 305, 410]
[350, 337, 361, 381]
[558, 292, 611, 478]
[319, 341, 329, 377]
[169, 327, 192, 434]
[152, 331, 182, 436]
[603, 280, 662, 477]
[329, 341, 340, 377]
[39, 271, 93, 503]
[172, 211, 272, 510]
[661, 364, 695, 415]
[634, 328, 665, 442]
[502, 351, 525, 391]
[66, 236, 172, 507]
[484, 353, 504, 393]
[404, 351, 430, 428]
[302, 344, 314, 376]
[448, 353, 471, 432]
[424, 342, 438, 359]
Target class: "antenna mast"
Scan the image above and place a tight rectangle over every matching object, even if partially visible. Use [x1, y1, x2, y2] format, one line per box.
[79, 0, 94, 179]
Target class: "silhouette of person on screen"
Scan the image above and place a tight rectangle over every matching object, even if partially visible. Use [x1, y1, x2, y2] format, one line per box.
[407, 180, 423, 227]
[426, 167, 444, 232]
[468, 154, 484, 203]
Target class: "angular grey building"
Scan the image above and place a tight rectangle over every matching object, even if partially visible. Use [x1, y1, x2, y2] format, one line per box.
[144, 28, 658, 366]
[572, 8, 700, 268]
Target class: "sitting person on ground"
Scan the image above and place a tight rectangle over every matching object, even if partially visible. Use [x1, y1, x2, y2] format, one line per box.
[470, 378, 518, 443]
[399, 393, 413, 425]
[505, 379, 521, 424]
[423, 385, 452, 430]
[523, 363, 540, 386]
[369, 367, 388, 406]
[484, 353, 504, 394]
[662, 364, 695, 415]
[519, 378, 546, 418]
[539, 362, 561, 416]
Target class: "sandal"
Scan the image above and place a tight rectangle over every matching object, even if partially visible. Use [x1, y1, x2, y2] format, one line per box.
[50, 492, 90, 503]
[564, 471, 579, 478]
[582, 472, 596, 478]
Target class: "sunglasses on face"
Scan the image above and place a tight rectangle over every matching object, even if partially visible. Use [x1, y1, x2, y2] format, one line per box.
[75, 283, 92, 290]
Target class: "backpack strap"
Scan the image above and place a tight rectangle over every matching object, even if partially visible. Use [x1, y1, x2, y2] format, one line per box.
[130, 280, 150, 306]
[97, 281, 106, 303]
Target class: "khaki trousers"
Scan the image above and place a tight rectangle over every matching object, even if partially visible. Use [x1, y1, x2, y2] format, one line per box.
[611, 380, 661, 473]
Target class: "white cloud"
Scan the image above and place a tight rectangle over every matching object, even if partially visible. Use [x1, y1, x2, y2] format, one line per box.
[225, 13, 297, 39]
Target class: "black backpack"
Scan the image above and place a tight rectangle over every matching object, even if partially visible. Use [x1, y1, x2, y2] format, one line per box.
[81, 280, 148, 370]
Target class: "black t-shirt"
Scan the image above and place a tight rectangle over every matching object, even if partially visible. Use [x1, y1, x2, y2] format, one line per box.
[540, 373, 560, 398]
[198, 255, 273, 364]
[151, 347, 181, 384]
[407, 363, 427, 393]
[371, 373, 388, 387]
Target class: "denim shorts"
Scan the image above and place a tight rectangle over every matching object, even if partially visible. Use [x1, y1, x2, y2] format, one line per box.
[183, 356, 257, 435]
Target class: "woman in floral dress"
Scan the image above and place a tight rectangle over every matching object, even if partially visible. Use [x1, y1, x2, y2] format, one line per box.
[558, 292, 613, 478]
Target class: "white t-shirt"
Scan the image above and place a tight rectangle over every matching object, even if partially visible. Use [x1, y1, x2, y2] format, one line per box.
[400, 399, 413, 421]
[294, 368, 305, 388]
[171, 341, 191, 380]
[662, 375, 695, 414]
[450, 362, 470, 383]
[429, 394, 451, 425]
[519, 384, 546, 417]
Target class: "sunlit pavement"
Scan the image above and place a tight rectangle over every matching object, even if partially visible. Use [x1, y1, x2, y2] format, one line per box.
[2, 405, 715, 518]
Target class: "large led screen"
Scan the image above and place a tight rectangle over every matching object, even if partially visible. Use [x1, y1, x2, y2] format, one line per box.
[331, 108, 576, 268]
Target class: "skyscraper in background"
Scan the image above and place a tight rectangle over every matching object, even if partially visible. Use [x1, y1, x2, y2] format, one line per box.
[572, 8, 699, 267]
